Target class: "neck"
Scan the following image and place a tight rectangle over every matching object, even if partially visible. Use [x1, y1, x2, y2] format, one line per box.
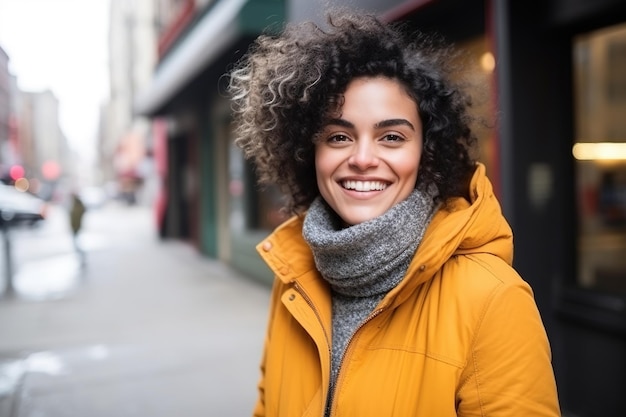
[302, 189, 437, 297]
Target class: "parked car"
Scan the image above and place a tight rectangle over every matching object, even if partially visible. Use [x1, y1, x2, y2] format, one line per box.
[0, 184, 47, 227]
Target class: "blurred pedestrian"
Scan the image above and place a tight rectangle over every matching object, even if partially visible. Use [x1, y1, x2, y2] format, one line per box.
[228, 9, 560, 417]
[69, 191, 86, 265]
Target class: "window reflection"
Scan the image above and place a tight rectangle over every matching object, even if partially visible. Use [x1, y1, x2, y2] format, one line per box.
[574, 22, 626, 296]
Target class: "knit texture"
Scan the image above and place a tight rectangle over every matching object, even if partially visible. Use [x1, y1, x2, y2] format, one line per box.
[302, 189, 437, 412]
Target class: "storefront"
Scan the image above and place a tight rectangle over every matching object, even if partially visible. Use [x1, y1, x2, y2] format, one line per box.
[135, 0, 285, 261]
[138, 0, 626, 414]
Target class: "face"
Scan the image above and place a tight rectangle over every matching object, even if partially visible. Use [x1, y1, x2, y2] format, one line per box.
[315, 76, 423, 226]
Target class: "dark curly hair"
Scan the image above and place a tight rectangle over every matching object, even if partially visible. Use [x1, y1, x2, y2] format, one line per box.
[228, 10, 478, 214]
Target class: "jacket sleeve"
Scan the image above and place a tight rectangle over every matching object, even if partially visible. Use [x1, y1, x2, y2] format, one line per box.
[457, 279, 561, 416]
[252, 278, 283, 417]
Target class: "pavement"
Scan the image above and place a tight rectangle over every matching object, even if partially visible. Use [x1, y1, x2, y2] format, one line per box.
[0, 200, 271, 417]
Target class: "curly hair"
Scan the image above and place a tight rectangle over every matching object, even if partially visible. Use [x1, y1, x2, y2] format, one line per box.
[228, 10, 478, 214]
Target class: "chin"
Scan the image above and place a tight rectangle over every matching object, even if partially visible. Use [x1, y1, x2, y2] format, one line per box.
[338, 209, 386, 226]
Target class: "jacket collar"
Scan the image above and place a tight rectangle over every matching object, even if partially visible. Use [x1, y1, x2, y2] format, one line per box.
[256, 214, 317, 284]
[256, 163, 513, 309]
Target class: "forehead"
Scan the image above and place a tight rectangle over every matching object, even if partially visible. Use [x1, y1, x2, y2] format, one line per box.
[344, 76, 413, 97]
[334, 76, 419, 118]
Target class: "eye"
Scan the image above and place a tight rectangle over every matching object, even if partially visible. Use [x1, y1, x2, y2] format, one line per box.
[381, 134, 405, 143]
[327, 134, 351, 143]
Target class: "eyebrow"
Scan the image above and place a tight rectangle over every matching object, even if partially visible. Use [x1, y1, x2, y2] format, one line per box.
[375, 119, 415, 131]
[326, 118, 415, 131]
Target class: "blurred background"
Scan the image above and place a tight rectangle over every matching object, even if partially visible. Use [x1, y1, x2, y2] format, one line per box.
[0, 0, 625, 416]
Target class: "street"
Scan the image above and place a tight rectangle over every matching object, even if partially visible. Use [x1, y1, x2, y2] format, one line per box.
[0, 201, 270, 417]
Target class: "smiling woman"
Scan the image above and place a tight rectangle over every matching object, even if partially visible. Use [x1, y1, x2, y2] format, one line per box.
[314, 77, 422, 225]
[228, 9, 560, 417]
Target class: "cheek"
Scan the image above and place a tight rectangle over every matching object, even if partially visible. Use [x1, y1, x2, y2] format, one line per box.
[394, 151, 421, 182]
[314, 148, 334, 183]
[403, 160, 420, 181]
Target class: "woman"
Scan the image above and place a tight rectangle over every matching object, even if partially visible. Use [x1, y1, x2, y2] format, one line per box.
[228, 11, 560, 417]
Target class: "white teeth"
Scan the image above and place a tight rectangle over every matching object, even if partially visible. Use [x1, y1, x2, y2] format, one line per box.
[342, 180, 387, 191]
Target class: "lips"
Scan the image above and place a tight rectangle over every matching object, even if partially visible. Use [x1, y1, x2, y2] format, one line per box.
[341, 180, 388, 191]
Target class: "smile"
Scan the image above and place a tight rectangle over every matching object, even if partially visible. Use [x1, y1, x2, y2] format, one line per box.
[341, 180, 388, 191]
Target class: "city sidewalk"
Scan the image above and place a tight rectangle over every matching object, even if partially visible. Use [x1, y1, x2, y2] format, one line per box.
[0, 201, 271, 417]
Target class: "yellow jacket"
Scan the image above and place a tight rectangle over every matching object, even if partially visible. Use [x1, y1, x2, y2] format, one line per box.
[254, 164, 560, 416]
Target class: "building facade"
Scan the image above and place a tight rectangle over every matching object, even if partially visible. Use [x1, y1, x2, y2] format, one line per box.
[12, 90, 73, 199]
[1, 46, 83, 202]
[135, 0, 626, 415]
[0, 46, 10, 172]
[102, 0, 161, 206]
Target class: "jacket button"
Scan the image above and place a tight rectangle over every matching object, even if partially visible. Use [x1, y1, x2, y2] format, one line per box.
[289, 294, 296, 301]
[419, 265, 426, 271]
[279, 266, 289, 275]
[262, 241, 272, 251]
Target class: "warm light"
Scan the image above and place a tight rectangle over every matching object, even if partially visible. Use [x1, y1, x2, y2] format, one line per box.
[480, 52, 495, 72]
[14, 177, 30, 192]
[572, 142, 626, 160]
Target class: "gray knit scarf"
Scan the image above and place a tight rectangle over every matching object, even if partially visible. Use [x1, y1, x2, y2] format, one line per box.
[302, 189, 437, 411]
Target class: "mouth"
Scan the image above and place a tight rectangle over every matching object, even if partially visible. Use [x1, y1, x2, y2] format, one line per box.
[341, 180, 389, 192]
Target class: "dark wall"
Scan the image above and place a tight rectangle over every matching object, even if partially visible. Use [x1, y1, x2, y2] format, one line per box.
[494, 0, 626, 415]
[547, 0, 626, 30]
[398, 0, 485, 40]
[558, 321, 626, 416]
[493, 0, 573, 318]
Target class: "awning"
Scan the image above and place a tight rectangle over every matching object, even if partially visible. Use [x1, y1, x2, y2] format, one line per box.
[134, 0, 248, 116]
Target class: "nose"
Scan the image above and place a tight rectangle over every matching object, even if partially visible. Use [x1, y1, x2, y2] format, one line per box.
[348, 141, 379, 171]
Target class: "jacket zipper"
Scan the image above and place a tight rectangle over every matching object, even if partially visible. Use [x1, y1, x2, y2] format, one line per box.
[328, 306, 386, 417]
[292, 282, 333, 412]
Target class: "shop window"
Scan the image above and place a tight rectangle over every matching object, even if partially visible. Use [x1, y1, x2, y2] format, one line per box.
[573, 22, 626, 297]
[228, 141, 289, 232]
